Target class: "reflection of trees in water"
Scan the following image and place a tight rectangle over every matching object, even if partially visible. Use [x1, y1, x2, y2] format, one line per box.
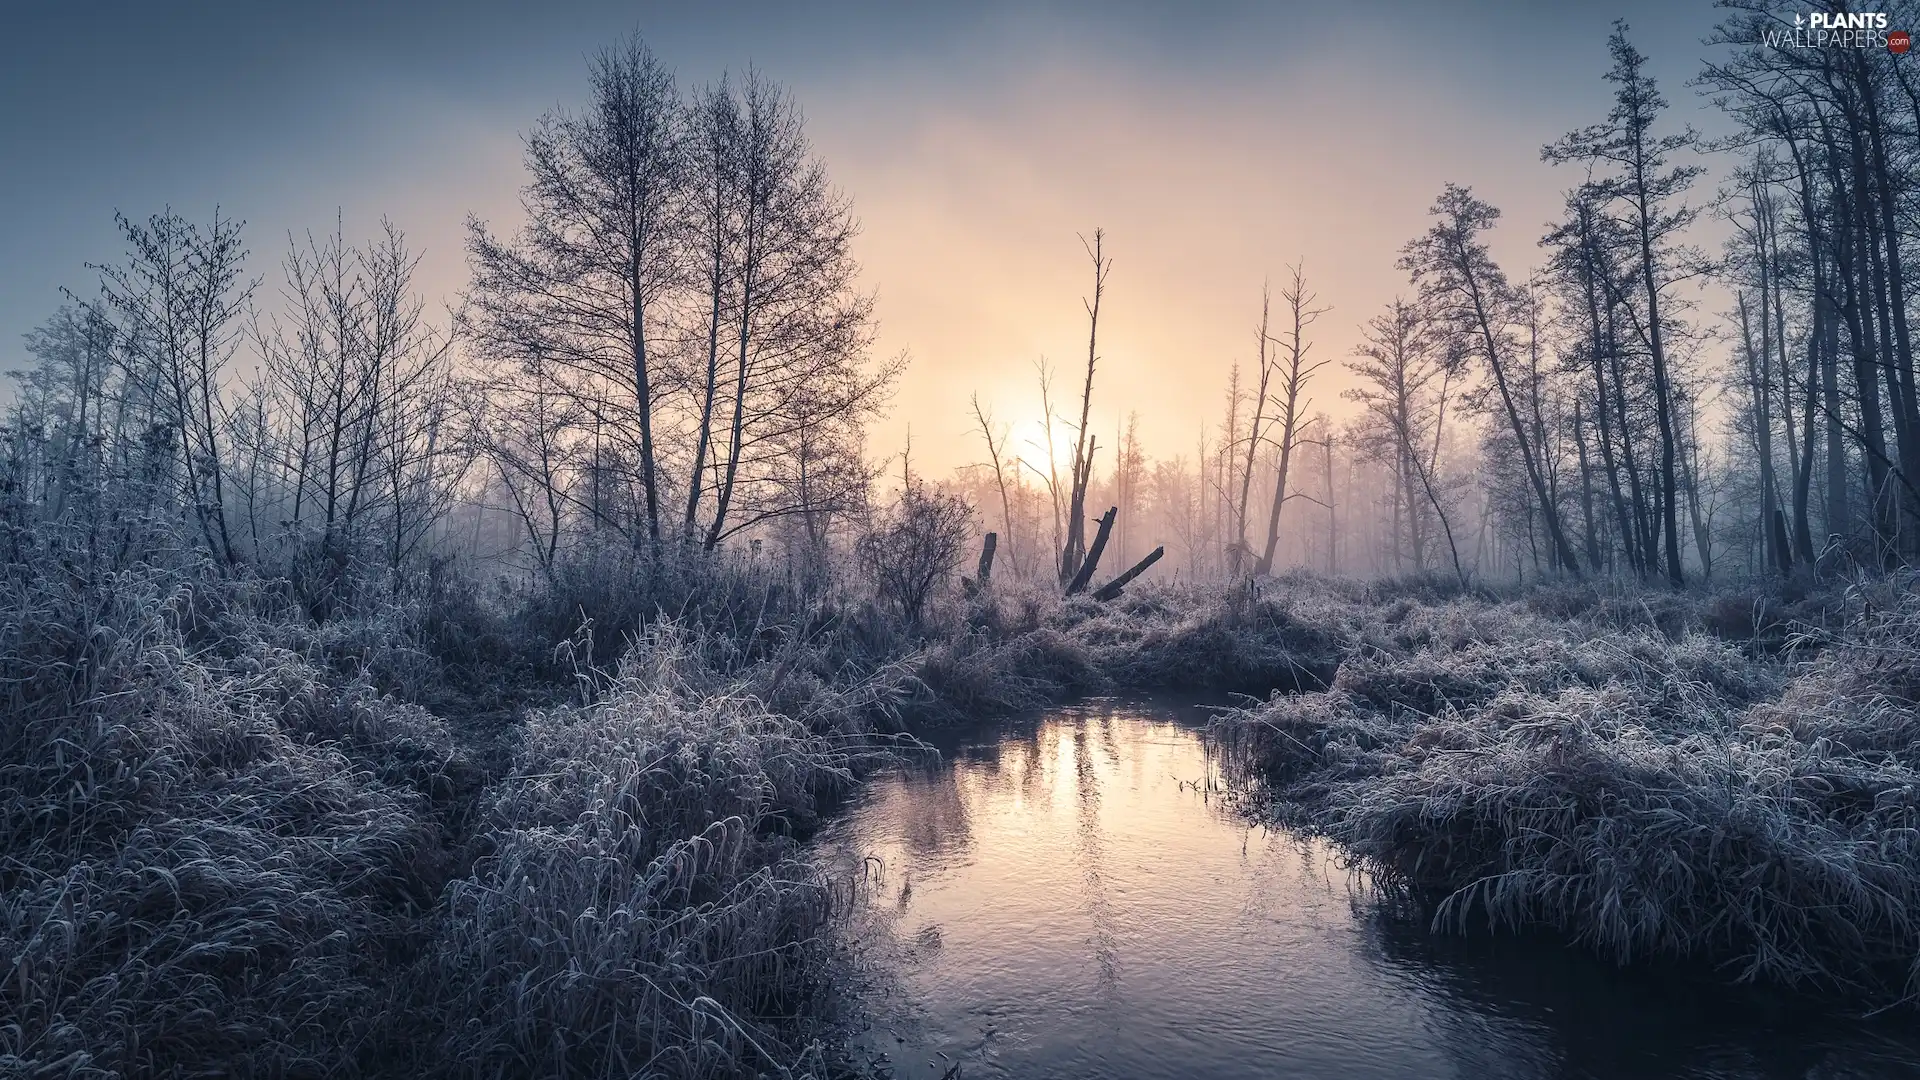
[1355, 901, 1920, 1080]
[931, 716, 1051, 816]
[877, 711, 1067, 866]
[872, 719, 1042, 867]
[887, 766, 974, 862]
[1069, 717, 1121, 995]
[885, 709, 1131, 998]
[834, 704, 1920, 1080]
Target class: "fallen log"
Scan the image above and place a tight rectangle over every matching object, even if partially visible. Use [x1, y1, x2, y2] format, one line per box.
[1094, 545, 1164, 601]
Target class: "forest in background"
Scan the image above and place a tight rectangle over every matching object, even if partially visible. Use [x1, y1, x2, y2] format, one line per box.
[961, 3, 1920, 593]
[11, 5, 1920, 1079]
[11, 7, 1920, 600]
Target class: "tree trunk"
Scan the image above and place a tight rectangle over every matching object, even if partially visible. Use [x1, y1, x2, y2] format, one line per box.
[1065, 506, 1117, 596]
[1096, 546, 1164, 601]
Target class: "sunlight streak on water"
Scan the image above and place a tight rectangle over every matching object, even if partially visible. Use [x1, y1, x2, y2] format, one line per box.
[817, 699, 1920, 1080]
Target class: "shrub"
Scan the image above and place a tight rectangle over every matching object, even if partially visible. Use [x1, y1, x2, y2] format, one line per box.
[856, 481, 972, 628]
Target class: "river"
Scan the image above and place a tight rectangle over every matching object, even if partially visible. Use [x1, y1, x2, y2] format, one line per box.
[815, 698, 1920, 1080]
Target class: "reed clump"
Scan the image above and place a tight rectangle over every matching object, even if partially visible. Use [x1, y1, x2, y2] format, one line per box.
[1214, 580, 1920, 1005]
[411, 622, 885, 1079]
[2, 551, 909, 1079]
[0, 565, 455, 1077]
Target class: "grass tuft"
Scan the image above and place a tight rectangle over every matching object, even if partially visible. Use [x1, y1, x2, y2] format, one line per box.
[1214, 579, 1920, 1004]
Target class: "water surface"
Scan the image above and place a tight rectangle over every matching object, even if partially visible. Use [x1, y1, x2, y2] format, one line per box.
[818, 699, 1920, 1080]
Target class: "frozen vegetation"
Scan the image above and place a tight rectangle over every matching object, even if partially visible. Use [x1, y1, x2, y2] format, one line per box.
[12, 503, 1920, 1079]
[1213, 574, 1920, 1006]
[9, 7, 1920, 1076]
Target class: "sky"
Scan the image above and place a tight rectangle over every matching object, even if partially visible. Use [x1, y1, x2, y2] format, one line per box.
[0, 0, 1739, 477]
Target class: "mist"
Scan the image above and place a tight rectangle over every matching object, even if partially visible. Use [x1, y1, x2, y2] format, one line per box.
[9, 4, 1920, 1078]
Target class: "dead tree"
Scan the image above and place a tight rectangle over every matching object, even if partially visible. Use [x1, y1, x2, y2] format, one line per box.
[970, 393, 1021, 578]
[1059, 229, 1111, 586]
[962, 530, 998, 598]
[1235, 285, 1277, 561]
[1255, 262, 1331, 574]
[1096, 546, 1164, 601]
[1064, 505, 1117, 596]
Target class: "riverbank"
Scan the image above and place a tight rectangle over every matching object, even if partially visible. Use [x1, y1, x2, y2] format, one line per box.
[817, 698, 1920, 1080]
[0, 548, 1363, 1078]
[1211, 573, 1920, 1005]
[3, 553, 922, 1079]
[9, 552, 1901, 1078]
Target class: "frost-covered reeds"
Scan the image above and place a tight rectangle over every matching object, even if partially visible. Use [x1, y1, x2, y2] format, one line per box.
[1213, 581, 1920, 1005]
[0, 550, 903, 1078]
[18, 524, 1910, 1078]
[0, 564, 458, 1075]
[415, 622, 893, 1078]
[910, 572, 1365, 719]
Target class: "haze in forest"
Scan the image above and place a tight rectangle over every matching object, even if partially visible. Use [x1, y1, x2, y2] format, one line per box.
[0, 0, 1724, 477]
[19, 7, 1920, 1077]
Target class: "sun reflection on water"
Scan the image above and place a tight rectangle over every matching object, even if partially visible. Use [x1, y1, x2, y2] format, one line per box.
[816, 700, 1920, 1080]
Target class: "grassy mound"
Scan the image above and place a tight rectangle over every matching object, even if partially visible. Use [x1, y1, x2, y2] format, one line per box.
[0, 568, 454, 1077]
[1, 558, 904, 1079]
[908, 574, 1368, 720]
[1214, 580, 1920, 1004]
[412, 623, 877, 1078]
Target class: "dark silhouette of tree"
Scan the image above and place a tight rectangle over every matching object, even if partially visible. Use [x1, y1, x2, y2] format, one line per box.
[465, 34, 681, 553]
[1402, 185, 1585, 578]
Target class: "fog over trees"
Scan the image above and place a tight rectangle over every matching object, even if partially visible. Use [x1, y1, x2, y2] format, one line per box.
[11, 12, 1920, 1079]
[943, 12, 1920, 593]
[15, 17, 1920, 595]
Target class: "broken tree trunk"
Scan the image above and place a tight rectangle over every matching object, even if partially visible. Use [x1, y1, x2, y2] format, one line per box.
[1064, 507, 1117, 596]
[1094, 545, 1164, 601]
[963, 532, 998, 598]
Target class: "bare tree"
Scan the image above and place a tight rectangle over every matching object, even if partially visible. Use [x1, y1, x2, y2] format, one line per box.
[95, 208, 256, 568]
[970, 393, 1022, 579]
[473, 355, 577, 581]
[17, 304, 115, 525]
[243, 216, 468, 601]
[1234, 285, 1277, 566]
[1113, 411, 1144, 569]
[1544, 21, 1701, 585]
[1255, 262, 1330, 574]
[1057, 229, 1112, 586]
[693, 72, 892, 551]
[1346, 297, 1467, 582]
[1402, 184, 1585, 577]
[465, 33, 681, 552]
